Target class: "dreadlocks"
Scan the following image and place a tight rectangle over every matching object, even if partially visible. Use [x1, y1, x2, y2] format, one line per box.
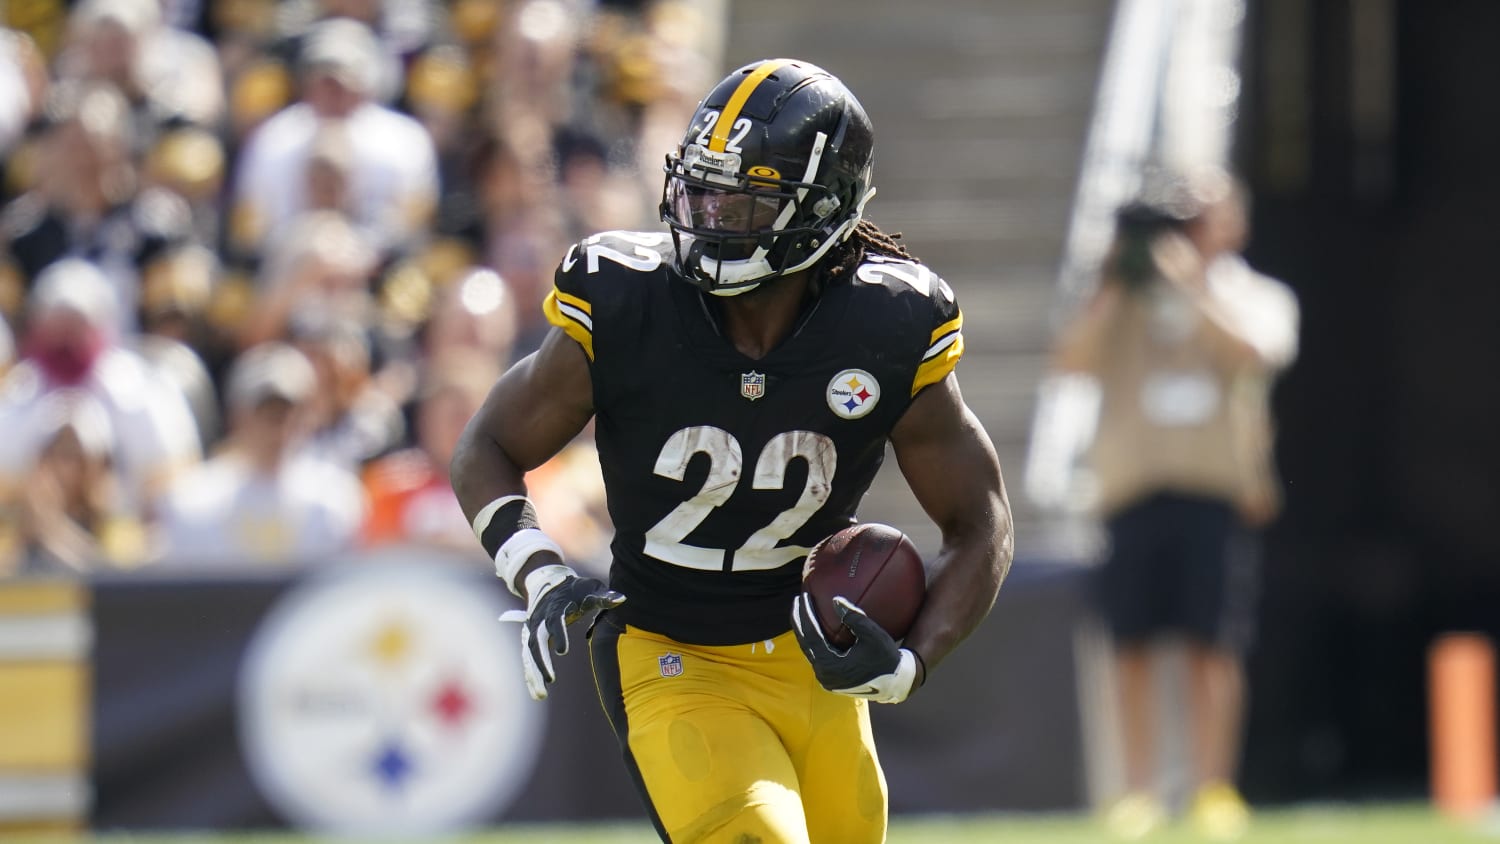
[819, 219, 918, 285]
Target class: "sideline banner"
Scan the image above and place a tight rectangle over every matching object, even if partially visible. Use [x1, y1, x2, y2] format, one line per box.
[876, 562, 1090, 814]
[89, 554, 644, 833]
[0, 580, 91, 833]
[79, 554, 1088, 833]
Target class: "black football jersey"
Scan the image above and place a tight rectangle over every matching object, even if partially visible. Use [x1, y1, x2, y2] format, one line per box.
[542, 231, 964, 645]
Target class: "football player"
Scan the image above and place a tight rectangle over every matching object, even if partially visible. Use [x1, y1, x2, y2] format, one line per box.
[451, 58, 1013, 844]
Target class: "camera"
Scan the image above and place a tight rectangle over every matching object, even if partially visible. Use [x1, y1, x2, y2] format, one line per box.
[1111, 200, 1191, 289]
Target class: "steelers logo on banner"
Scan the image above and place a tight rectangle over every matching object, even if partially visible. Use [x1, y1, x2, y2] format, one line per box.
[827, 368, 881, 419]
[238, 557, 542, 836]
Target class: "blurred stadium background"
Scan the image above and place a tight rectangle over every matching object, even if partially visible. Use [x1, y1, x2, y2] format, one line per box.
[1, 0, 1498, 841]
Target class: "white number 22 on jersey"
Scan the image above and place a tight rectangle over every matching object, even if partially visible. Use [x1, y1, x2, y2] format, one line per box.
[564, 231, 666, 274]
[643, 427, 837, 572]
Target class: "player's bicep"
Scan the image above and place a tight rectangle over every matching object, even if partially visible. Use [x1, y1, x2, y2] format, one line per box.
[890, 374, 1006, 536]
[469, 326, 595, 473]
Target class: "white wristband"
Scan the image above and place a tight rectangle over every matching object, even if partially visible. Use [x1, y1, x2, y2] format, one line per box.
[495, 528, 565, 597]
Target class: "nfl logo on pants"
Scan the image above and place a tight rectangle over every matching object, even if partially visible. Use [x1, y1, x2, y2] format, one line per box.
[658, 653, 684, 677]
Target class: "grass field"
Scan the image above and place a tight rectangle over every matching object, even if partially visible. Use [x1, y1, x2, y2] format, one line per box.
[45, 804, 1500, 843]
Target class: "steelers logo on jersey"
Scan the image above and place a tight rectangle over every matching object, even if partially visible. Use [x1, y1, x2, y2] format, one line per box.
[827, 369, 881, 419]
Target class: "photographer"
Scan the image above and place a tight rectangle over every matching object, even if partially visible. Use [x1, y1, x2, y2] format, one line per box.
[1051, 170, 1299, 840]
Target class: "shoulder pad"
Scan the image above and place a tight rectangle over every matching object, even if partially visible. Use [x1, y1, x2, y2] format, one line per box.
[546, 231, 672, 361]
[852, 255, 964, 396]
[852, 255, 954, 304]
[557, 231, 674, 282]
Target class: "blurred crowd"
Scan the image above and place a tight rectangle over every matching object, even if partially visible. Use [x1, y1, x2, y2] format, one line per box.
[0, 0, 717, 575]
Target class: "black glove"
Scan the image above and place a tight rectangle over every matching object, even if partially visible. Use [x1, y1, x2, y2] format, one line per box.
[790, 593, 919, 704]
[499, 565, 624, 700]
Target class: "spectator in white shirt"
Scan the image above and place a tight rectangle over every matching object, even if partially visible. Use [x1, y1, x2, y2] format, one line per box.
[0, 259, 200, 513]
[230, 16, 438, 261]
[0, 391, 146, 575]
[154, 342, 365, 567]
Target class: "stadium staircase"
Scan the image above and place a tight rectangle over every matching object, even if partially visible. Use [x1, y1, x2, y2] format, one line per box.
[722, 0, 1115, 553]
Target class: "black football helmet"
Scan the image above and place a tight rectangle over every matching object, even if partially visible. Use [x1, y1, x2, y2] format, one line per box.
[661, 59, 876, 295]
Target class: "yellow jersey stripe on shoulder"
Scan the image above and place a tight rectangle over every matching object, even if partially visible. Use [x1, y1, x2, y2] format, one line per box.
[709, 60, 792, 153]
[929, 314, 962, 346]
[542, 289, 594, 361]
[913, 316, 965, 396]
[554, 288, 591, 316]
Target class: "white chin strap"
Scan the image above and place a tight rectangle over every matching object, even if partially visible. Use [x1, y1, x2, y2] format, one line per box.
[707, 282, 763, 297]
[699, 255, 771, 296]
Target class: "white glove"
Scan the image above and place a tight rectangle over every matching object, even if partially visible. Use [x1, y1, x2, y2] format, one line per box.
[499, 565, 624, 700]
[791, 594, 919, 704]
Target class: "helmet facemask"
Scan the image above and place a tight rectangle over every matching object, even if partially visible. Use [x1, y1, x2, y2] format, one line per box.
[662, 132, 868, 296]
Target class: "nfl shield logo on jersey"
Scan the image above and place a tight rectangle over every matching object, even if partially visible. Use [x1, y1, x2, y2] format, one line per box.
[740, 371, 766, 401]
[658, 653, 684, 677]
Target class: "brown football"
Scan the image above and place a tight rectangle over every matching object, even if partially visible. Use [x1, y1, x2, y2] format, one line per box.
[801, 523, 926, 649]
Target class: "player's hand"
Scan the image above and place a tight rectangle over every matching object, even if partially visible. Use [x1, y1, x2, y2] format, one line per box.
[791, 593, 918, 704]
[499, 565, 624, 700]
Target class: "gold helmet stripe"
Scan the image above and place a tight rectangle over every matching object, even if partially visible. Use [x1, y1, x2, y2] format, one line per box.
[708, 59, 793, 153]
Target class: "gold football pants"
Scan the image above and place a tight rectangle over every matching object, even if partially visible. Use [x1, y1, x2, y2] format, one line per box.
[589, 614, 888, 844]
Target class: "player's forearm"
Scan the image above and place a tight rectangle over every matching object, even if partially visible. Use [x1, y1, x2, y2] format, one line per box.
[449, 428, 569, 599]
[449, 425, 530, 526]
[902, 501, 1014, 677]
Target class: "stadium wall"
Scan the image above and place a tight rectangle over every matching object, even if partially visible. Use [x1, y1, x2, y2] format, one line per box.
[3, 554, 1091, 835]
